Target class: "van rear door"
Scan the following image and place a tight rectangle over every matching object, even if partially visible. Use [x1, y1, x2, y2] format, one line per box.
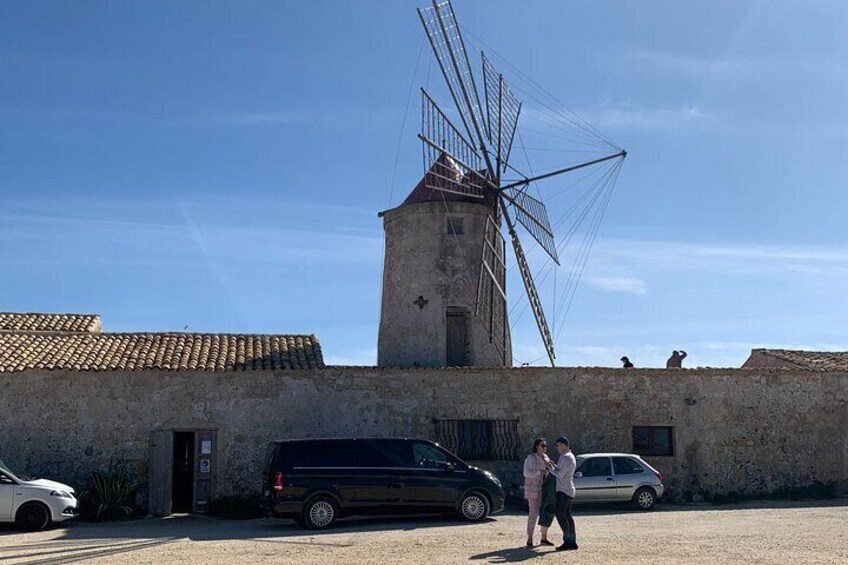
[261, 442, 281, 503]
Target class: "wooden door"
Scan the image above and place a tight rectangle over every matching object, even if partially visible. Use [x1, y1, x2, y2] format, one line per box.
[194, 430, 217, 513]
[446, 311, 470, 366]
[148, 430, 174, 516]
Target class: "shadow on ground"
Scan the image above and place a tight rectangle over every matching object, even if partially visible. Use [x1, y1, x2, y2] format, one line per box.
[0, 498, 845, 564]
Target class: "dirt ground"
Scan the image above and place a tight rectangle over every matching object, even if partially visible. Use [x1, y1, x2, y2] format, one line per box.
[1, 500, 846, 564]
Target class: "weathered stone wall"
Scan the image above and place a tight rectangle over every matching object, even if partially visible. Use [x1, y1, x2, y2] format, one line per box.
[1, 367, 845, 503]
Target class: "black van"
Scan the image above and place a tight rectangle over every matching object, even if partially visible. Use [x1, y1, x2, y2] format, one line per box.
[261, 438, 505, 528]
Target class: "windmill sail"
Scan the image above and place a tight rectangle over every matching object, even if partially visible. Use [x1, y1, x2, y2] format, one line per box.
[418, 0, 491, 171]
[415, 0, 626, 367]
[482, 53, 521, 174]
[476, 214, 509, 362]
[503, 188, 560, 264]
[508, 216, 556, 366]
[420, 89, 488, 198]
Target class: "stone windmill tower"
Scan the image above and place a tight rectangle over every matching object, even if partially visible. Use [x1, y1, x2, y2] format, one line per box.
[378, 1, 625, 368]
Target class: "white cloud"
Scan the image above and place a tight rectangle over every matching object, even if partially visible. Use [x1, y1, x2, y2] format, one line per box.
[586, 275, 647, 295]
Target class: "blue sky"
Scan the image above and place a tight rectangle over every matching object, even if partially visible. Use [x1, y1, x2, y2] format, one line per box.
[2, 1, 847, 367]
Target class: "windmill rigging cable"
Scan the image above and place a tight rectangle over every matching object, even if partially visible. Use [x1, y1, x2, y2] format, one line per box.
[461, 27, 617, 151]
[388, 36, 428, 208]
[507, 159, 618, 329]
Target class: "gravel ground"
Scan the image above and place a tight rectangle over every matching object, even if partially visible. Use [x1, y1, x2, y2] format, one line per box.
[1, 500, 846, 564]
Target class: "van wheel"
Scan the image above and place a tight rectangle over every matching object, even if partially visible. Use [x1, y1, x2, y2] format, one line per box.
[16, 502, 51, 532]
[633, 487, 657, 511]
[303, 496, 337, 529]
[459, 492, 490, 521]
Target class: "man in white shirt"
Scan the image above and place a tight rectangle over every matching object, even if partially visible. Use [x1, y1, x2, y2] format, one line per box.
[551, 436, 578, 551]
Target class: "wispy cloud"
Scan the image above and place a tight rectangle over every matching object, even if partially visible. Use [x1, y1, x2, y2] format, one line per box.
[590, 105, 714, 130]
[586, 275, 647, 295]
[165, 111, 310, 127]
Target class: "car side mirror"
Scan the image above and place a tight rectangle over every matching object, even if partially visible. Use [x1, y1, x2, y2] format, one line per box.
[441, 461, 456, 471]
[574, 471, 582, 478]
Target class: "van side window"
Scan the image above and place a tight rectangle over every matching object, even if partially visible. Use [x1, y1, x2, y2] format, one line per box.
[357, 441, 413, 468]
[413, 443, 453, 468]
[290, 441, 356, 468]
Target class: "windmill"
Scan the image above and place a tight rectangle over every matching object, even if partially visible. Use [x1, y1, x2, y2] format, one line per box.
[413, 0, 626, 366]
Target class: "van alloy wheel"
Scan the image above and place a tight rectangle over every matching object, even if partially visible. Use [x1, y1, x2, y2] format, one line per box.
[16, 503, 51, 532]
[634, 487, 656, 511]
[305, 498, 336, 529]
[460, 493, 489, 521]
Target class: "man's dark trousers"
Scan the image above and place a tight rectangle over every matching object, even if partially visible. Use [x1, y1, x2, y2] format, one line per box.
[555, 492, 576, 546]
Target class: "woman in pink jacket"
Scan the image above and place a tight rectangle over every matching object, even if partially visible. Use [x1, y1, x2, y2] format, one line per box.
[523, 438, 553, 547]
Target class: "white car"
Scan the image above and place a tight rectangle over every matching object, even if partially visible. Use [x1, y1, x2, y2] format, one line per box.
[0, 459, 79, 531]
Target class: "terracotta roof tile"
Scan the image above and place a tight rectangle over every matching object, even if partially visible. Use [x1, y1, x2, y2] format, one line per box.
[0, 312, 102, 333]
[744, 348, 848, 371]
[0, 332, 323, 373]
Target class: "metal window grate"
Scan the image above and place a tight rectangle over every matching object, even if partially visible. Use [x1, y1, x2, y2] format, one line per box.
[434, 418, 520, 460]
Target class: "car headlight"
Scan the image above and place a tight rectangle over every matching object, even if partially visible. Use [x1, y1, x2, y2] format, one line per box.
[50, 490, 74, 499]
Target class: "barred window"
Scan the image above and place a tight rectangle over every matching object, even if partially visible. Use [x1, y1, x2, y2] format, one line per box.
[434, 418, 520, 460]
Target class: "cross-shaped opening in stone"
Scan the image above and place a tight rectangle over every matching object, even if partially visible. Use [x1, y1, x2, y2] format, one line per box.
[413, 295, 429, 310]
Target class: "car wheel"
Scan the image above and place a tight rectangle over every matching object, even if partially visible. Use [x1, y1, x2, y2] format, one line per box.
[633, 487, 656, 511]
[16, 502, 51, 532]
[302, 496, 338, 529]
[459, 492, 490, 521]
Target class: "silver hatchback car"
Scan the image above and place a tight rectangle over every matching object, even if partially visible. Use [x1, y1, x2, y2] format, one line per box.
[573, 453, 664, 510]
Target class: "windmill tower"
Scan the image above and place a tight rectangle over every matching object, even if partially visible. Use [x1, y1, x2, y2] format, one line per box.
[378, 0, 625, 368]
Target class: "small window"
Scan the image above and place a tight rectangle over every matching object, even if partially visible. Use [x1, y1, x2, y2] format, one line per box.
[632, 426, 675, 457]
[434, 418, 520, 460]
[446, 216, 464, 235]
[578, 457, 612, 477]
[613, 456, 645, 475]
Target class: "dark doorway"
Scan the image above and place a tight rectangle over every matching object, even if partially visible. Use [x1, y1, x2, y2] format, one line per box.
[446, 308, 470, 366]
[172, 432, 195, 513]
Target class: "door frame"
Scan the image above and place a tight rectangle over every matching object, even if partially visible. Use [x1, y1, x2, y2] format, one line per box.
[148, 427, 218, 515]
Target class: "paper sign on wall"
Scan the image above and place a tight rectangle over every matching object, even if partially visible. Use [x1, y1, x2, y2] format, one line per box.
[201, 440, 212, 454]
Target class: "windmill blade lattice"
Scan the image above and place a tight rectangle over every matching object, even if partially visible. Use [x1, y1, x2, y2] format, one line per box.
[476, 215, 509, 363]
[502, 187, 560, 265]
[418, 1, 492, 173]
[483, 52, 521, 173]
[420, 89, 488, 199]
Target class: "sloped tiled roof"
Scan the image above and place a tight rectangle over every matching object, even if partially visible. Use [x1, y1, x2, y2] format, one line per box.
[743, 348, 848, 371]
[0, 332, 323, 373]
[0, 312, 101, 334]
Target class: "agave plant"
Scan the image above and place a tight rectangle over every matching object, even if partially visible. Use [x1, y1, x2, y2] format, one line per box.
[80, 459, 142, 521]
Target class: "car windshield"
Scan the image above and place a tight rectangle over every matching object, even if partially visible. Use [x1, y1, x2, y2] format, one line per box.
[0, 459, 35, 480]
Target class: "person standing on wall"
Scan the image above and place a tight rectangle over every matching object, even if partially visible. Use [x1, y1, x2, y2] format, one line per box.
[550, 436, 578, 551]
[522, 438, 551, 547]
[666, 350, 687, 368]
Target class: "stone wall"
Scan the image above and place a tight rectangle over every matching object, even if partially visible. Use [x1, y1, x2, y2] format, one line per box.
[1, 366, 845, 504]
